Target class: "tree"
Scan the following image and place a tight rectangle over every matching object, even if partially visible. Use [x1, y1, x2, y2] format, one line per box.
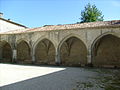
[80, 3, 104, 23]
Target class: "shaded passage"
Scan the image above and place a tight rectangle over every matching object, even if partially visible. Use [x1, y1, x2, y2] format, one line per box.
[92, 34, 120, 67]
[60, 37, 87, 66]
[17, 41, 31, 63]
[0, 41, 12, 63]
[35, 39, 55, 65]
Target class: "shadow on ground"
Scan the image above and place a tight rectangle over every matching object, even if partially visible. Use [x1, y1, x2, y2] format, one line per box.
[0, 64, 120, 90]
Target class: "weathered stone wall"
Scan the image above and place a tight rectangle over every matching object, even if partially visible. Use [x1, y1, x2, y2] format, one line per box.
[92, 34, 120, 67]
[17, 41, 31, 64]
[35, 39, 55, 65]
[60, 37, 87, 66]
[0, 41, 12, 63]
[0, 26, 120, 67]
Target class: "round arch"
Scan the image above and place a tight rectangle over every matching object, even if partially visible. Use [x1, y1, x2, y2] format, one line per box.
[34, 38, 56, 65]
[58, 34, 87, 66]
[17, 40, 31, 63]
[91, 33, 120, 67]
[0, 41, 12, 63]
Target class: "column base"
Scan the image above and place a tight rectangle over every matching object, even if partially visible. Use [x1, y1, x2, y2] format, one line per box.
[55, 62, 61, 66]
[86, 63, 93, 67]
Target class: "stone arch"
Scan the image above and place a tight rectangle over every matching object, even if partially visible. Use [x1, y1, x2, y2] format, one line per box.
[58, 34, 87, 66]
[33, 36, 57, 51]
[34, 38, 56, 65]
[0, 41, 12, 63]
[91, 32, 120, 49]
[91, 33, 120, 67]
[59, 34, 87, 49]
[17, 40, 31, 63]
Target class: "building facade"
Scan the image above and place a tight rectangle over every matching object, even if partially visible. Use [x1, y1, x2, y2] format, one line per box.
[0, 13, 27, 32]
[0, 19, 120, 68]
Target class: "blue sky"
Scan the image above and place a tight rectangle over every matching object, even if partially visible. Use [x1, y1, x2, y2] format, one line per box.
[0, 0, 120, 27]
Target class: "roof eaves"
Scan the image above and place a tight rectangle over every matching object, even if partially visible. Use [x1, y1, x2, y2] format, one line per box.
[0, 18, 28, 28]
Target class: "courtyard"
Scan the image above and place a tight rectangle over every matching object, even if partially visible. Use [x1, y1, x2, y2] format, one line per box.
[0, 64, 120, 90]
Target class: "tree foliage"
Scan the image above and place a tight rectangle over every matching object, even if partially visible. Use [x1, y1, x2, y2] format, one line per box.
[80, 3, 104, 23]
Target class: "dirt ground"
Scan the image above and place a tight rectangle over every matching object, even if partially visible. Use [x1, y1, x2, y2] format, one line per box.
[0, 64, 120, 90]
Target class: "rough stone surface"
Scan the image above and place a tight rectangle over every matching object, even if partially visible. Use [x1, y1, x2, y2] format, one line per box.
[17, 41, 31, 64]
[0, 20, 120, 67]
[60, 37, 87, 66]
[35, 39, 55, 65]
[93, 34, 120, 67]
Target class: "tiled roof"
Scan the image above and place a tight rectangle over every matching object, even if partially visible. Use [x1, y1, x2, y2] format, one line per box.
[0, 20, 120, 34]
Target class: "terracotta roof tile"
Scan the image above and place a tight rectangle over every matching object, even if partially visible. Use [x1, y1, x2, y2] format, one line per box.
[0, 20, 120, 34]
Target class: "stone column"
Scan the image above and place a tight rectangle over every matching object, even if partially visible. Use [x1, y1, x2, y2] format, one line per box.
[12, 49, 17, 63]
[0, 48, 2, 62]
[55, 48, 61, 65]
[31, 48, 35, 64]
[87, 48, 93, 66]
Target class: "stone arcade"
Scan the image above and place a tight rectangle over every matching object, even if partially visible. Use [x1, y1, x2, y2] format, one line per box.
[0, 15, 120, 68]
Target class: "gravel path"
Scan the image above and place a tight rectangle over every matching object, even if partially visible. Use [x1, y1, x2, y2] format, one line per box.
[0, 64, 119, 90]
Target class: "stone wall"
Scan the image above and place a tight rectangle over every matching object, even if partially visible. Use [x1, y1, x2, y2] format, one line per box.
[35, 39, 55, 65]
[17, 41, 31, 64]
[0, 41, 12, 63]
[60, 37, 87, 66]
[92, 34, 120, 67]
[0, 25, 120, 68]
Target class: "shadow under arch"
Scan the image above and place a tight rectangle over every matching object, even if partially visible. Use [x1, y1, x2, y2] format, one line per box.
[16, 40, 31, 64]
[0, 41, 12, 63]
[17, 38, 30, 46]
[58, 34, 87, 49]
[58, 34, 87, 66]
[91, 33, 120, 67]
[33, 36, 57, 51]
[34, 38, 56, 65]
